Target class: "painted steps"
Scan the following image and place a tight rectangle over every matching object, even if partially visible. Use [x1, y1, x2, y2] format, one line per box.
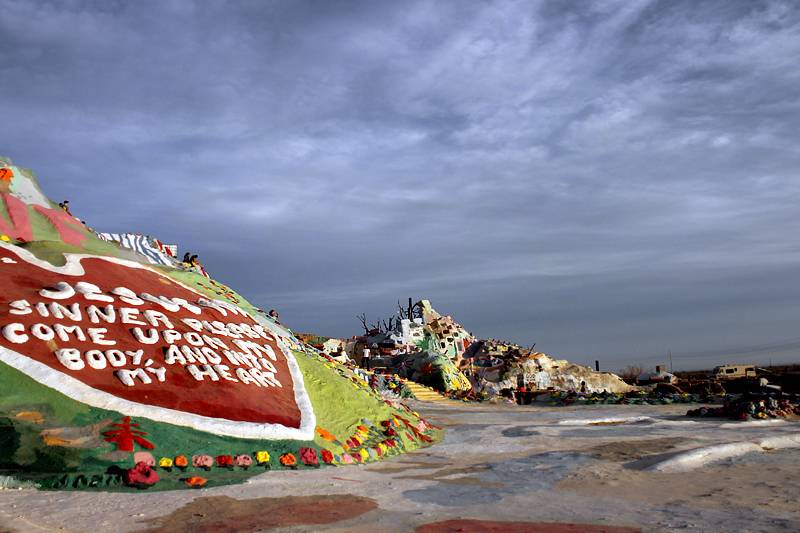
[404, 381, 459, 403]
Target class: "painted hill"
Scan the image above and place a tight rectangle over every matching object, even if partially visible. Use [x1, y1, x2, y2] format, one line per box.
[0, 156, 439, 491]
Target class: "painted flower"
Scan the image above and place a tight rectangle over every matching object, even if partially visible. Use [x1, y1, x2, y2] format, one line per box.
[123, 461, 159, 488]
[133, 451, 155, 467]
[185, 476, 207, 488]
[255, 451, 271, 464]
[279, 453, 297, 467]
[216, 455, 234, 468]
[192, 455, 213, 470]
[340, 453, 354, 464]
[234, 454, 253, 468]
[158, 457, 173, 469]
[174, 455, 189, 469]
[299, 447, 319, 466]
[316, 427, 337, 442]
[320, 449, 334, 464]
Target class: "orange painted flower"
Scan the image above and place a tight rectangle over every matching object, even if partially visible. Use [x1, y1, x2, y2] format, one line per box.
[316, 426, 337, 442]
[279, 453, 297, 467]
[0, 167, 13, 182]
[185, 476, 207, 488]
[174, 455, 189, 469]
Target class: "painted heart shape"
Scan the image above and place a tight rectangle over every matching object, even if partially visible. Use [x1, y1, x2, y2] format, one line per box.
[0, 243, 314, 440]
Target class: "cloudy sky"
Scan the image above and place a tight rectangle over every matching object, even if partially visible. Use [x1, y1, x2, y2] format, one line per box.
[2, 0, 799, 370]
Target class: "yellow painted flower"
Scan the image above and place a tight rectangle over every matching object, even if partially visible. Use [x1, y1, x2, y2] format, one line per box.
[255, 451, 271, 464]
[0, 235, 10, 242]
[359, 449, 370, 461]
[158, 457, 173, 468]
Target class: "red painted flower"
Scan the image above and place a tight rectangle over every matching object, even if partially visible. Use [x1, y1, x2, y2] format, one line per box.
[215, 454, 234, 468]
[123, 461, 159, 488]
[299, 447, 319, 466]
[320, 449, 334, 464]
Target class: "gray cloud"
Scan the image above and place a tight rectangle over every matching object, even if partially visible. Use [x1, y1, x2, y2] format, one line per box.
[1, 0, 799, 370]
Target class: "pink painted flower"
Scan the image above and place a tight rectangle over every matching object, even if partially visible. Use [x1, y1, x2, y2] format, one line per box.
[192, 454, 213, 470]
[234, 454, 253, 468]
[133, 451, 155, 467]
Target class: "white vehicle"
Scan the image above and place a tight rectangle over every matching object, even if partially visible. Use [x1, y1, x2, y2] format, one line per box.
[711, 365, 757, 380]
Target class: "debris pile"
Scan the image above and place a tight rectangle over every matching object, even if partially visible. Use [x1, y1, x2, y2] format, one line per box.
[687, 397, 800, 421]
[341, 300, 633, 400]
[466, 340, 633, 396]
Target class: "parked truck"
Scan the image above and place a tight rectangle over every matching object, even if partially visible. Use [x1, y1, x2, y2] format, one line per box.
[711, 364, 757, 380]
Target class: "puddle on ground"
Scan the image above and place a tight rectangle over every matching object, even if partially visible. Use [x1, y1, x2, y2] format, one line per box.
[501, 425, 540, 438]
[586, 437, 688, 462]
[402, 451, 589, 506]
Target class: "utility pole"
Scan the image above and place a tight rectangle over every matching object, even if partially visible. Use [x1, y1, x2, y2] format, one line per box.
[668, 350, 673, 373]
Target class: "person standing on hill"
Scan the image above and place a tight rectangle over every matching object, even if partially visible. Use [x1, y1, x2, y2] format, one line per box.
[58, 200, 73, 216]
[362, 347, 372, 370]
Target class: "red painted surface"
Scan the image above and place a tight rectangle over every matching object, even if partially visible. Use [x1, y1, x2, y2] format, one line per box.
[0, 194, 33, 242]
[0, 246, 302, 428]
[416, 520, 640, 533]
[32, 204, 88, 246]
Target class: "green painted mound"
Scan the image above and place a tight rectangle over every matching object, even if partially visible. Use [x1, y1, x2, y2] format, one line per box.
[0, 157, 440, 491]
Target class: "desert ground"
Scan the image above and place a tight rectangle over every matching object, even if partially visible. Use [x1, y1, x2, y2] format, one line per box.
[1, 401, 798, 533]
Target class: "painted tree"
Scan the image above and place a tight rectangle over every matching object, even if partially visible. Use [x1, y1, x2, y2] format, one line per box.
[102, 417, 154, 452]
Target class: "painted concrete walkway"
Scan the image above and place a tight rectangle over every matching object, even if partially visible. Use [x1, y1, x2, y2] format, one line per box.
[1, 401, 799, 532]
